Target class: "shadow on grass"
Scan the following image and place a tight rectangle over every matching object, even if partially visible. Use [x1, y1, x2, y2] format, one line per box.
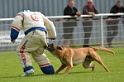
[0, 71, 92, 79]
[0, 75, 23, 79]
[52, 71, 92, 75]
[0, 74, 46, 79]
[68, 71, 92, 74]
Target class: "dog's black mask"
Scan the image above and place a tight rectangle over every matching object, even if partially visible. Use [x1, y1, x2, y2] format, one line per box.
[47, 43, 55, 52]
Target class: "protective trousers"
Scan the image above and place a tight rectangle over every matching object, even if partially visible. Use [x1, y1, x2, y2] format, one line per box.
[16, 30, 54, 74]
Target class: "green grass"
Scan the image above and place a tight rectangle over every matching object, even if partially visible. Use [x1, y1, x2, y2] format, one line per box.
[0, 48, 124, 82]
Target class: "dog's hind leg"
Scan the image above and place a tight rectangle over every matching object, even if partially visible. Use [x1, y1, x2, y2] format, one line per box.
[55, 63, 66, 74]
[89, 50, 110, 72]
[94, 56, 110, 72]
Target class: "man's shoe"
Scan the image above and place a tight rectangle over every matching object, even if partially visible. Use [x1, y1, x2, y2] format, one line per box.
[108, 45, 114, 48]
[22, 69, 34, 77]
[83, 45, 90, 47]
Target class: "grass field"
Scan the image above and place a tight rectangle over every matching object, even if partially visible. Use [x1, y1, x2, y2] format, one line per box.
[0, 48, 124, 82]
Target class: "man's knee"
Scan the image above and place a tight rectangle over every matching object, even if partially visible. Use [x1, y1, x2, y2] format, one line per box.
[41, 65, 55, 74]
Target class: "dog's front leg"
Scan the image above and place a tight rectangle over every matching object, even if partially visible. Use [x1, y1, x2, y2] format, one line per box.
[55, 63, 66, 74]
[63, 59, 73, 74]
[64, 66, 73, 74]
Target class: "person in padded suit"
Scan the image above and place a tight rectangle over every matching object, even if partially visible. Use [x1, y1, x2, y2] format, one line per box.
[10, 10, 56, 76]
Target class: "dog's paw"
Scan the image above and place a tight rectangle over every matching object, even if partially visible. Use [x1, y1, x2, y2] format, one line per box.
[91, 64, 95, 72]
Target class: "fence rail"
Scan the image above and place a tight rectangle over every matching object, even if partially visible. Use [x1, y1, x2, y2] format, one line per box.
[0, 13, 124, 20]
[0, 13, 124, 51]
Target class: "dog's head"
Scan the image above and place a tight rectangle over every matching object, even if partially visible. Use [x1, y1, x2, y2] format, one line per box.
[47, 43, 62, 52]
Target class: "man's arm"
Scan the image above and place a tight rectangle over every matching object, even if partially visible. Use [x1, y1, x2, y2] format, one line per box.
[10, 12, 23, 43]
[83, 5, 97, 16]
[94, 6, 98, 14]
[42, 14, 56, 39]
[74, 7, 81, 16]
[110, 6, 118, 13]
[82, 6, 89, 14]
[64, 7, 76, 16]
[122, 7, 124, 12]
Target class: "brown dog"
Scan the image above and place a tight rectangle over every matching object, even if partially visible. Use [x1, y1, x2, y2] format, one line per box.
[47, 44, 115, 74]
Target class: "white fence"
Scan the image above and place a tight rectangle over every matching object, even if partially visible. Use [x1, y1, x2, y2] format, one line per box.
[0, 13, 124, 51]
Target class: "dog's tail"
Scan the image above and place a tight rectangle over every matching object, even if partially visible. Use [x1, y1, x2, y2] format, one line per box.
[92, 47, 115, 55]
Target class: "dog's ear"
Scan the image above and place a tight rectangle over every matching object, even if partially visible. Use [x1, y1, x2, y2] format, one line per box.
[57, 46, 62, 50]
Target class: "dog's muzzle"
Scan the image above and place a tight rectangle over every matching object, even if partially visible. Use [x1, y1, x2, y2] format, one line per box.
[47, 43, 55, 52]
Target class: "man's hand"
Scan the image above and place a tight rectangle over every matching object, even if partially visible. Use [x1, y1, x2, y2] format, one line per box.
[11, 40, 15, 44]
[88, 12, 95, 16]
[76, 11, 81, 16]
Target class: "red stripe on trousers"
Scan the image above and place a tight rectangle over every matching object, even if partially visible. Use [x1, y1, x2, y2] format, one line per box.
[40, 63, 51, 67]
[20, 45, 26, 61]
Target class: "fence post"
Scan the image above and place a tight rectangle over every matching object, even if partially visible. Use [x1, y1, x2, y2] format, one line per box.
[100, 16, 104, 47]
